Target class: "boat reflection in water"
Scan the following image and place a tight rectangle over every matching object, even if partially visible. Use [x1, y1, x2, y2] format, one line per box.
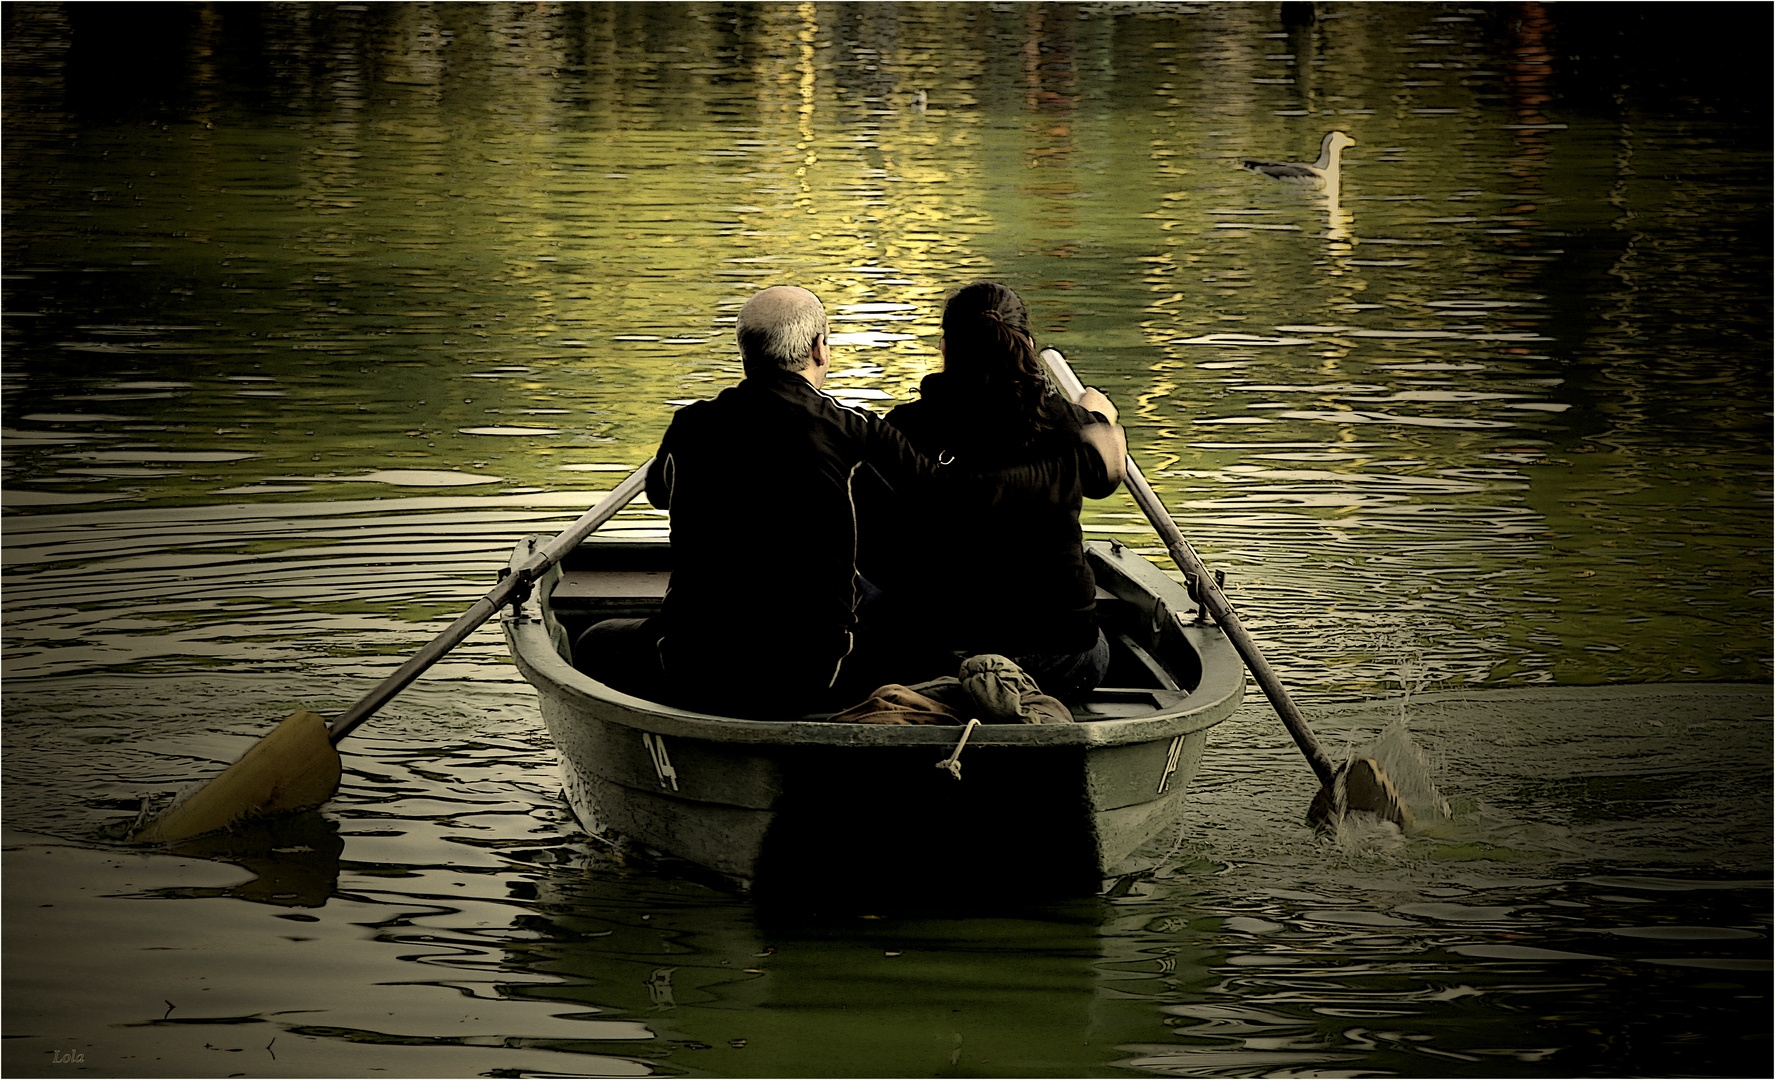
[507, 864, 1229, 1077]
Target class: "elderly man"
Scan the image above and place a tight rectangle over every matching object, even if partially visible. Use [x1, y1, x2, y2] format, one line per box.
[580, 286, 946, 715]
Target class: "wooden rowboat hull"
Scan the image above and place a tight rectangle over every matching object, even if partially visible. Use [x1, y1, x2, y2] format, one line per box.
[503, 538, 1244, 895]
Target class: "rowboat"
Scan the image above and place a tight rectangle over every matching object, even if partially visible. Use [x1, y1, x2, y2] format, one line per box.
[502, 535, 1244, 897]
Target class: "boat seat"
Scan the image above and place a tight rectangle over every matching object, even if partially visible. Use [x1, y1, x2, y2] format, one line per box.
[552, 569, 669, 605]
[556, 576, 1119, 604]
[1070, 687, 1189, 719]
[787, 688, 1187, 724]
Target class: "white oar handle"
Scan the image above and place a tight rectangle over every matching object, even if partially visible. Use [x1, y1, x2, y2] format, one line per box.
[1043, 351, 1087, 401]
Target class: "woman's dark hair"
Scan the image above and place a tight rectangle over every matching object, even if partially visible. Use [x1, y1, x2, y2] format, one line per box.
[940, 282, 1058, 445]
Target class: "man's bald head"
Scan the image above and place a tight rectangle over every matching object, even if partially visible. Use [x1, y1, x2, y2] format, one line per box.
[737, 286, 828, 378]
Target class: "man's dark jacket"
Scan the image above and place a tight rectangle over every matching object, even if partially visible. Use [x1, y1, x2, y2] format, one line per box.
[644, 370, 938, 710]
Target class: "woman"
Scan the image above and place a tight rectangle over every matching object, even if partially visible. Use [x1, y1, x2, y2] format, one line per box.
[860, 281, 1127, 699]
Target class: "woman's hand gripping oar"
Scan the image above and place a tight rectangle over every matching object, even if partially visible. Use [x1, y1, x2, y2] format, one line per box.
[1038, 350, 1408, 830]
[130, 461, 654, 844]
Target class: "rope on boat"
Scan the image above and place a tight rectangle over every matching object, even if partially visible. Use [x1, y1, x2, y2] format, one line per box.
[936, 719, 982, 781]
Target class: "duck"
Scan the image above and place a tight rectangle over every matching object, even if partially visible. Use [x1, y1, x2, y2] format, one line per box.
[1240, 130, 1355, 185]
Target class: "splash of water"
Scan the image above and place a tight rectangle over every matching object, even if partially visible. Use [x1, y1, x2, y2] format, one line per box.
[1321, 653, 1451, 854]
[1375, 655, 1452, 819]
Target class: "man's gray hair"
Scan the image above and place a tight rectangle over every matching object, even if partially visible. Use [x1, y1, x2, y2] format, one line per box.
[736, 286, 827, 376]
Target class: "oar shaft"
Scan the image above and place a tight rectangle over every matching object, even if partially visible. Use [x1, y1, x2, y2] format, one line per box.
[1039, 350, 1336, 787]
[328, 462, 652, 744]
[1121, 458, 1336, 787]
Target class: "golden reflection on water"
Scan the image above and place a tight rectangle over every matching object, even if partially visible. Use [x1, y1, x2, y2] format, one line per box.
[2, 3, 1767, 685]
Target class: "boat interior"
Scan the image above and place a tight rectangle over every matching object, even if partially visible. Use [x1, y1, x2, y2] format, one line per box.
[542, 540, 1205, 721]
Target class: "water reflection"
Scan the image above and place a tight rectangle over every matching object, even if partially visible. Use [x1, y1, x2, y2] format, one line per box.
[133, 814, 344, 909]
[15, 671, 1764, 1075]
[512, 876, 1159, 1076]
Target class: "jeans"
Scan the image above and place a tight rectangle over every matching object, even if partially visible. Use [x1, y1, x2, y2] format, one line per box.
[1010, 628, 1111, 701]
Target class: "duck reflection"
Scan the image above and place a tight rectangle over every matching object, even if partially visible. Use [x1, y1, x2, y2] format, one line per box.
[1323, 174, 1354, 249]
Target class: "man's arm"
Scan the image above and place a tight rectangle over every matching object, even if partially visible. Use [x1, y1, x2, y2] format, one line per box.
[853, 405, 945, 495]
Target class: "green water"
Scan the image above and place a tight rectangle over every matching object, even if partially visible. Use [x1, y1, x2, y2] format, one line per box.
[3, 3, 1769, 1077]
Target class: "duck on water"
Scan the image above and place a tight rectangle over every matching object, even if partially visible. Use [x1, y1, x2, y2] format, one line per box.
[1240, 130, 1355, 185]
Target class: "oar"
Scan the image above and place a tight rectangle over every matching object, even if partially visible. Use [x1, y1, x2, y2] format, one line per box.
[131, 461, 654, 844]
[1038, 349, 1407, 829]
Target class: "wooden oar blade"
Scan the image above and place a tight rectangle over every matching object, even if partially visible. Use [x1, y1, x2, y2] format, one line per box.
[1307, 757, 1413, 831]
[130, 710, 342, 845]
